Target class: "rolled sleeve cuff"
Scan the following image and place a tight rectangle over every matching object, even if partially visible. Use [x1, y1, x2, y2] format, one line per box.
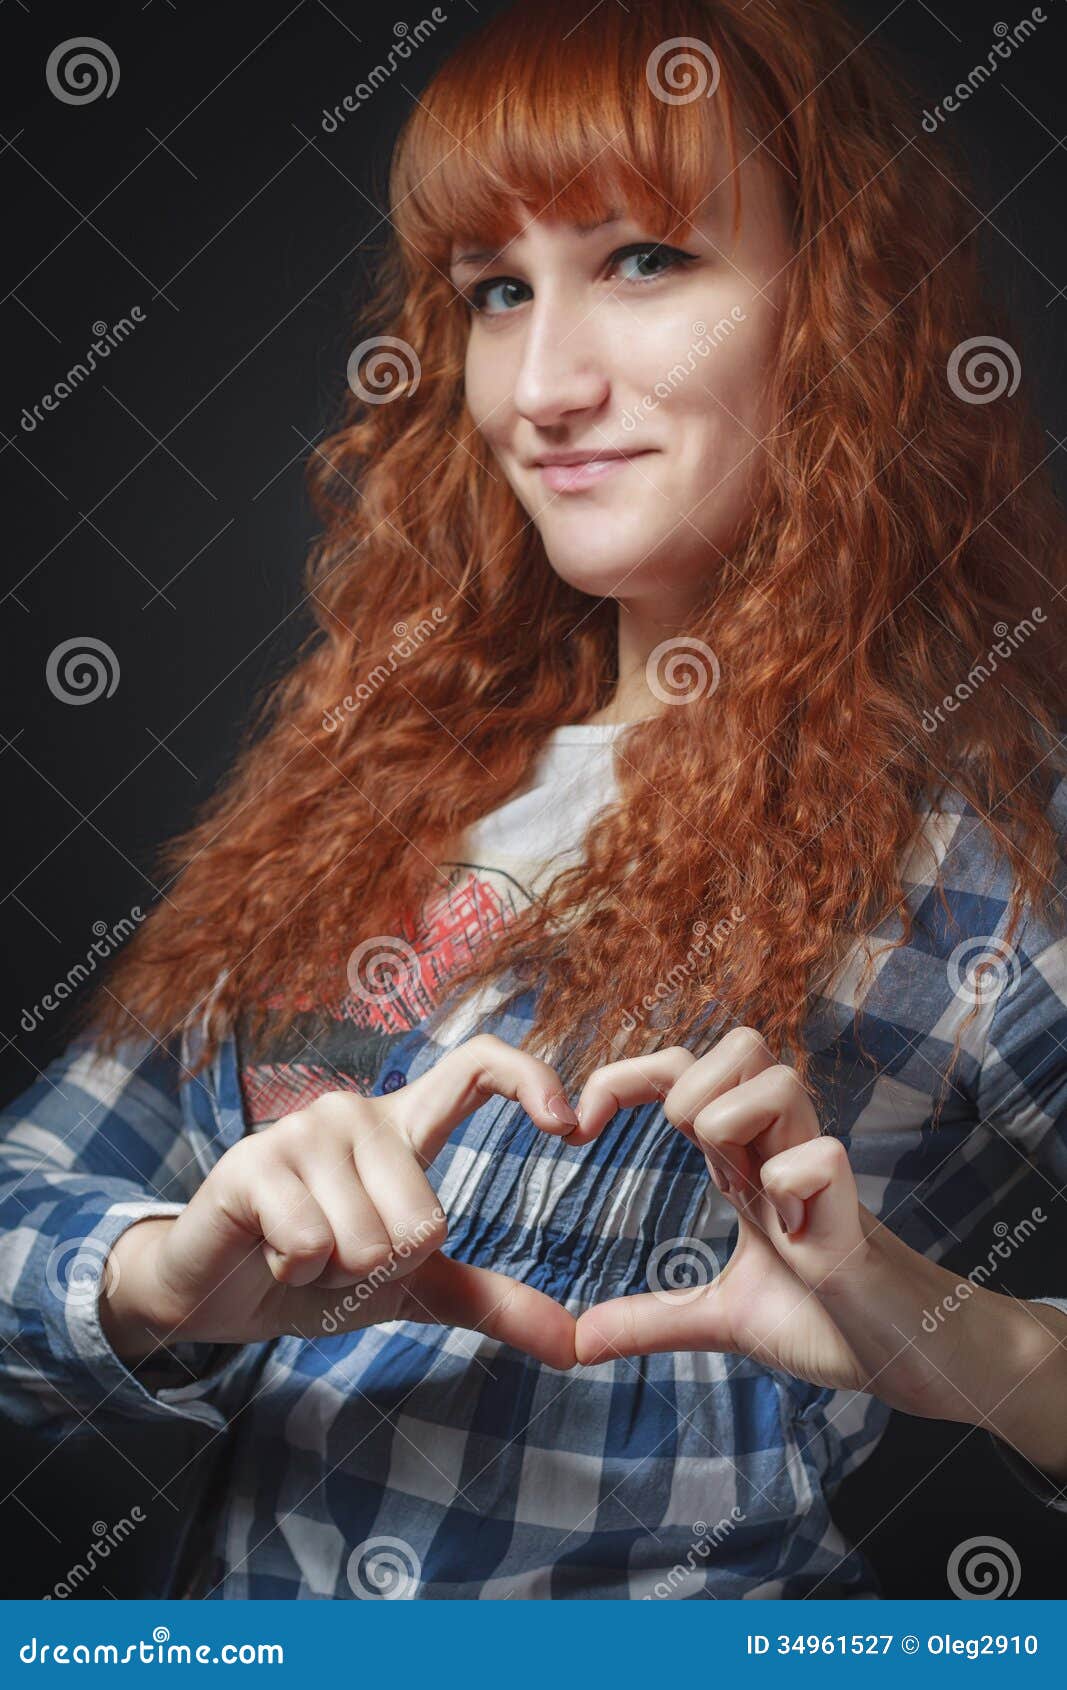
[49, 1198, 257, 1432]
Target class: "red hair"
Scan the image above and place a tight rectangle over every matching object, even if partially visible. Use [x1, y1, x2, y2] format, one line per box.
[78, 0, 1067, 1113]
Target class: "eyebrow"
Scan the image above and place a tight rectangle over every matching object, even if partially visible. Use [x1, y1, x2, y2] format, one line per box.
[449, 210, 625, 274]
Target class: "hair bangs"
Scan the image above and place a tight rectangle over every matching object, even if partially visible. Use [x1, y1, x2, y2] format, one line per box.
[389, 0, 744, 273]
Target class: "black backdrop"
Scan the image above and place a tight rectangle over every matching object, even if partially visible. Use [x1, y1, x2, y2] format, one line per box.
[2, 0, 1065, 1599]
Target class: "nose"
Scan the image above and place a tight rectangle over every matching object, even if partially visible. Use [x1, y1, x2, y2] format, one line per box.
[511, 294, 610, 430]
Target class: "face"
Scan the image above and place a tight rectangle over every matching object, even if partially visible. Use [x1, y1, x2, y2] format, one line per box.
[449, 153, 793, 623]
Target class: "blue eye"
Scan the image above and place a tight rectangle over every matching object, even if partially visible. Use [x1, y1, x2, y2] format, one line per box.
[462, 242, 694, 317]
[471, 277, 532, 316]
[613, 244, 688, 284]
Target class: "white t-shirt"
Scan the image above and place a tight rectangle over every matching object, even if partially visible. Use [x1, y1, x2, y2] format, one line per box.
[238, 722, 626, 1123]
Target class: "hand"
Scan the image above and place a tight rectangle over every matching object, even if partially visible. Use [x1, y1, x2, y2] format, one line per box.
[100, 1034, 579, 1370]
[571, 1028, 1041, 1429]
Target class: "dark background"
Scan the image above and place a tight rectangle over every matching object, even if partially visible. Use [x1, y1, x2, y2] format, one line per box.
[2, 0, 1066, 1599]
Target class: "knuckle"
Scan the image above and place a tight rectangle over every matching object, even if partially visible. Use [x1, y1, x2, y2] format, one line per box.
[813, 1133, 850, 1174]
[402, 1208, 447, 1252]
[765, 1062, 801, 1098]
[345, 1242, 395, 1277]
[273, 1109, 318, 1148]
[660, 1045, 692, 1064]
[215, 1135, 253, 1182]
[464, 1032, 507, 1061]
[720, 1026, 769, 1056]
[284, 1225, 334, 1260]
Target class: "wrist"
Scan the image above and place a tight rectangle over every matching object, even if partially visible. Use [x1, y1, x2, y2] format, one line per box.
[98, 1216, 179, 1363]
[961, 1292, 1067, 1480]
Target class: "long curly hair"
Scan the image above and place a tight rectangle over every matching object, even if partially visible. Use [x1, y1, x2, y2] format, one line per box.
[77, 0, 1067, 1106]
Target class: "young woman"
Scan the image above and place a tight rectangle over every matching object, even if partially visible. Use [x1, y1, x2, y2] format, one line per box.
[3, 0, 1067, 1600]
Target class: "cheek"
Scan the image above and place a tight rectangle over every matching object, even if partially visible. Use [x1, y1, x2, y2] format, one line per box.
[464, 339, 511, 443]
[683, 319, 779, 446]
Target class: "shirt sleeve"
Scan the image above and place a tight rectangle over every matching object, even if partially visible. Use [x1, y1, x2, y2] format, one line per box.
[973, 885, 1067, 1510]
[0, 1030, 270, 1436]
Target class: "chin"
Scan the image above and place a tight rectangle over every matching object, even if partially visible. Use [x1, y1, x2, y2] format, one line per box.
[545, 545, 661, 594]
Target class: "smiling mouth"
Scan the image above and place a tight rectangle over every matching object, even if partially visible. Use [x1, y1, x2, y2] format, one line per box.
[534, 450, 656, 493]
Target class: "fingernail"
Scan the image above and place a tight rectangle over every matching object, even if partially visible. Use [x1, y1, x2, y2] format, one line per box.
[776, 1194, 805, 1234]
[710, 1161, 730, 1195]
[546, 1092, 578, 1127]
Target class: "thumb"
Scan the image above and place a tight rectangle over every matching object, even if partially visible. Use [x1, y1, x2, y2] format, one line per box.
[399, 1252, 578, 1371]
[575, 1282, 733, 1365]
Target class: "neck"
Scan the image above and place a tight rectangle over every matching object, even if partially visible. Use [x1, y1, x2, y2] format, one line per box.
[586, 598, 695, 725]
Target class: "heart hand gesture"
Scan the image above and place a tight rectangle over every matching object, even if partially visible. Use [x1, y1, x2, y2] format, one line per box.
[570, 1029, 1028, 1429]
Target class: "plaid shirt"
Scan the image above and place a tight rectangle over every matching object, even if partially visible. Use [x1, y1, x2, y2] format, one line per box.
[3, 780, 1067, 1599]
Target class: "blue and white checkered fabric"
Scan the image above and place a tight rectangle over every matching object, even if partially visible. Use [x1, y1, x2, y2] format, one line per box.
[3, 780, 1067, 1597]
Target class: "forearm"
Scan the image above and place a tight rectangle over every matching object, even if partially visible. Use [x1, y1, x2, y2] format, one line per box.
[960, 1292, 1067, 1481]
[98, 1216, 180, 1364]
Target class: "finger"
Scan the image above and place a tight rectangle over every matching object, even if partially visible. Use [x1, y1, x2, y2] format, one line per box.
[297, 1149, 397, 1289]
[389, 1033, 579, 1164]
[348, 1114, 447, 1268]
[758, 1136, 864, 1273]
[217, 1154, 336, 1288]
[691, 1064, 821, 1191]
[397, 1253, 578, 1371]
[569, 1046, 698, 1143]
[572, 1026, 777, 1146]
[574, 1286, 732, 1365]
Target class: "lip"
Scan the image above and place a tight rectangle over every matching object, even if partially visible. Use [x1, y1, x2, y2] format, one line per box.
[534, 449, 656, 493]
